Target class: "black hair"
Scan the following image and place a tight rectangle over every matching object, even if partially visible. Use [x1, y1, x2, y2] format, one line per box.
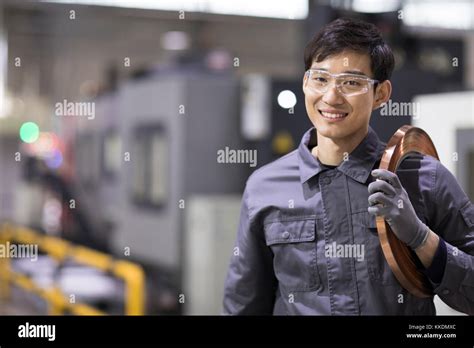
[304, 18, 395, 82]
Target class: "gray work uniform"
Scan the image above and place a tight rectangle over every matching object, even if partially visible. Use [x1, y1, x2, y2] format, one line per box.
[223, 126, 474, 315]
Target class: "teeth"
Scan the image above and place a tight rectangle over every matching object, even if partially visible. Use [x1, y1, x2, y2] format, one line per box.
[321, 111, 347, 119]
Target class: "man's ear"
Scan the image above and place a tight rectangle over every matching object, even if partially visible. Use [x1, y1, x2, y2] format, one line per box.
[372, 80, 392, 110]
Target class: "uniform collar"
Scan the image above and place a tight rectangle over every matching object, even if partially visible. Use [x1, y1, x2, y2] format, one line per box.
[297, 126, 385, 184]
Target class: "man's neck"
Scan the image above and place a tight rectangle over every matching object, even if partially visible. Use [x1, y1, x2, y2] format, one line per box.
[311, 127, 369, 166]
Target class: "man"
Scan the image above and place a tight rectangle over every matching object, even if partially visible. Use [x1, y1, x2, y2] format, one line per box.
[223, 18, 474, 315]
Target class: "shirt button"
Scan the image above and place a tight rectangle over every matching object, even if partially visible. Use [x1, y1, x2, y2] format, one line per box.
[441, 289, 450, 295]
[321, 177, 331, 185]
[282, 231, 290, 239]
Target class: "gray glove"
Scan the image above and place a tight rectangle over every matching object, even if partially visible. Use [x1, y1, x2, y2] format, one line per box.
[368, 169, 429, 250]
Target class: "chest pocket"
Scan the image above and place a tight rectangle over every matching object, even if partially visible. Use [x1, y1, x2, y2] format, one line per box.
[264, 216, 320, 292]
[352, 211, 400, 286]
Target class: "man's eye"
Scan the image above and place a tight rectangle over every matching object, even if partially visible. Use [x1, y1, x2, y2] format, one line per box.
[343, 80, 361, 86]
[314, 77, 328, 83]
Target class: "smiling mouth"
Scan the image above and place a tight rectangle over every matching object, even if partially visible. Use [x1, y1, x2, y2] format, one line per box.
[318, 109, 349, 120]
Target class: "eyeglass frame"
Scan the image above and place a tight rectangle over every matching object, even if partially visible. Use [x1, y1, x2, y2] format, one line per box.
[304, 69, 380, 97]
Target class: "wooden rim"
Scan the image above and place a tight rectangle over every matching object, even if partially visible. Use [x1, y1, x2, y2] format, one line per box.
[377, 125, 439, 298]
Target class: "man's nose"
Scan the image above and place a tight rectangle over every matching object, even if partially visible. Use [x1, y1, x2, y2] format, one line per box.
[322, 82, 344, 105]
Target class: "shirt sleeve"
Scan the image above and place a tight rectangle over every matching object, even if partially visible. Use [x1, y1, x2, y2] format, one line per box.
[427, 161, 474, 315]
[222, 182, 277, 315]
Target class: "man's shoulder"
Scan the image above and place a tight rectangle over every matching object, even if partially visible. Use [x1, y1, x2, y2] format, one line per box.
[246, 149, 300, 189]
[396, 153, 457, 194]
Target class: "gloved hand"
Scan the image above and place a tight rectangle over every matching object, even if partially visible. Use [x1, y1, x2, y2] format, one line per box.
[368, 169, 429, 250]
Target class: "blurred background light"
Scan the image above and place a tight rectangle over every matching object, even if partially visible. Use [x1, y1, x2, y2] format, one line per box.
[24, 132, 64, 161]
[277, 90, 297, 109]
[39, 0, 308, 19]
[45, 149, 64, 169]
[205, 49, 232, 70]
[351, 0, 401, 13]
[402, 0, 474, 30]
[19, 122, 40, 143]
[161, 31, 190, 51]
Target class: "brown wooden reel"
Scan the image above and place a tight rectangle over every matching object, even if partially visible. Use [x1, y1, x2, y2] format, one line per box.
[377, 125, 439, 298]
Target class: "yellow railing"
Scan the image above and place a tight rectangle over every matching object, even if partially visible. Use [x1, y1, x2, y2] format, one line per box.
[0, 223, 145, 315]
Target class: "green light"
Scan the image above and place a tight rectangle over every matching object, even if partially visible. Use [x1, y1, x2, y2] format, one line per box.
[19, 122, 40, 143]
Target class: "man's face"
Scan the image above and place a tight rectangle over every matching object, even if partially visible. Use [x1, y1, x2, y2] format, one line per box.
[303, 50, 382, 140]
